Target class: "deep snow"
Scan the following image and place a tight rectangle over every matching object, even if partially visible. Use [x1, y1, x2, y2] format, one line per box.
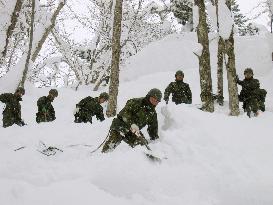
[1, 33, 273, 205]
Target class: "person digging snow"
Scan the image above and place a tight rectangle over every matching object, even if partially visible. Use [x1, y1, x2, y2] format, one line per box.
[74, 92, 109, 124]
[102, 88, 161, 153]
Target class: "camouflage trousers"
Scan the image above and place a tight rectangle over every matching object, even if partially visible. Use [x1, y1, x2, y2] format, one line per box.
[3, 116, 16, 128]
[74, 110, 92, 123]
[2, 110, 19, 128]
[101, 130, 148, 153]
[36, 112, 55, 123]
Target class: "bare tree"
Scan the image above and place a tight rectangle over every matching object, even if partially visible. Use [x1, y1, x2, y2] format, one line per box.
[216, 0, 224, 106]
[225, 0, 240, 116]
[1, 0, 23, 59]
[18, 0, 35, 88]
[107, 0, 124, 117]
[195, 0, 214, 112]
[31, 0, 66, 62]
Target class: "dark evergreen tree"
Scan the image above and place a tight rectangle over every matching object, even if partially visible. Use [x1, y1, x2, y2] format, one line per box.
[230, 0, 258, 36]
[170, 0, 193, 25]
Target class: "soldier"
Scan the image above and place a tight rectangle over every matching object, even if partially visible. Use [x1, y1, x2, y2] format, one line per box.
[102, 88, 161, 153]
[0, 87, 26, 128]
[74, 92, 109, 124]
[164, 70, 192, 105]
[36, 89, 58, 123]
[237, 68, 267, 117]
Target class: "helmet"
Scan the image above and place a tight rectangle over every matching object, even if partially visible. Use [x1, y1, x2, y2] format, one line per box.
[16, 87, 25, 95]
[99, 92, 109, 100]
[175, 70, 184, 77]
[147, 88, 162, 102]
[49, 89, 58, 97]
[244, 68, 253, 75]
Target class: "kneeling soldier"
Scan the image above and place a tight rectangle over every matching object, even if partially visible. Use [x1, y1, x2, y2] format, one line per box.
[102, 88, 161, 153]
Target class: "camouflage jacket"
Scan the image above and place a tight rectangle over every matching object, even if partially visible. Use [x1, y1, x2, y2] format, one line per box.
[237, 78, 261, 101]
[0, 93, 22, 123]
[77, 97, 105, 121]
[164, 80, 192, 104]
[111, 97, 159, 140]
[36, 96, 55, 121]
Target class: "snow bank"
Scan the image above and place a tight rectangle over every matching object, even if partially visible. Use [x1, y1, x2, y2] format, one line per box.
[121, 33, 273, 82]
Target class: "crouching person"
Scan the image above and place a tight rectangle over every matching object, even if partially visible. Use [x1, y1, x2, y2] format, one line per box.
[74, 92, 109, 124]
[237, 68, 267, 117]
[0, 87, 26, 128]
[102, 88, 161, 153]
[36, 89, 58, 123]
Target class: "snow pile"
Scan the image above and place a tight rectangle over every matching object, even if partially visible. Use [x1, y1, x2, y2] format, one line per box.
[121, 33, 273, 82]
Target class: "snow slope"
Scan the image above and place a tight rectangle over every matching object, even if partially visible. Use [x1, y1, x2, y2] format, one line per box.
[1, 33, 273, 205]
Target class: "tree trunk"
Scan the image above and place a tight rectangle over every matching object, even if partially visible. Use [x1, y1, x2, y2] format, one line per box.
[31, 0, 65, 62]
[216, 0, 224, 106]
[225, 0, 239, 116]
[106, 0, 123, 117]
[225, 28, 240, 116]
[217, 37, 225, 106]
[1, 0, 23, 59]
[195, 0, 214, 112]
[18, 0, 35, 88]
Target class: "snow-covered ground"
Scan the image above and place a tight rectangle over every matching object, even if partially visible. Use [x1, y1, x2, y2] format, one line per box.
[1, 33, 273, 205]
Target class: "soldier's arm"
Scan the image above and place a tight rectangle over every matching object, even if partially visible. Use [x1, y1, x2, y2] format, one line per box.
[37, 97, 48, 113]
[77, 97, 90, 108]
[118, 99, 139, 126]
[0, 93, 10, 103]
[95, 107, 105, 121]
[185, 84, 192, 104]
[237, 77, 243, 86]
[147, 113, 159, 140]
[164, 83, 173, 101]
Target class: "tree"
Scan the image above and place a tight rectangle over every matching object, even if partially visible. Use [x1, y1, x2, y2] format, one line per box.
[18, 0, 35, 88]
[1, 0, 23, 59]
[194, 0, 214, 112]
[31, 0, 66, 63]
[170, 0, 193, 30]
[107, 0, 124, 117]
[230, 0, 258, 36]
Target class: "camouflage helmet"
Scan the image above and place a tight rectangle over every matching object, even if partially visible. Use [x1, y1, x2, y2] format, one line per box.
[147, 88, 162, 102]
[16, 87, 25, 95]
[175, 70, 184, 77]
[244, 68, 253, 75]
[49, 89, 58, 97]
[99, 92, 109, 100]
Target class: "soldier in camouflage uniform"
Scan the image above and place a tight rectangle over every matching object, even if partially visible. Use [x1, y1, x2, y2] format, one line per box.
[36, 89, 58, 123]
[0, 87, 26, 128]
[164, 70, 192, 104]
[74, 92, 109, 124]
[102, 88, 161, 153]
[237, 68, 267, 117]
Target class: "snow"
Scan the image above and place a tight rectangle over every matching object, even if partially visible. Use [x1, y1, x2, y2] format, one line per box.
[218, 0, 234, 39]
[1, 33, 273, 204]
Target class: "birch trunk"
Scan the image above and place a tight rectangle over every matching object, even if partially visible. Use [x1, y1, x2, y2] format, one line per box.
[106, 0, 123, 117]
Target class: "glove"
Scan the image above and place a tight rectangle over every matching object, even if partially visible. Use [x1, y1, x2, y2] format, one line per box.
[16, 120, 26, 127]
[74, 107, 80, 115]
[235, 75, 239, 82]
[164, 97, 169, 104]
[130, 124, 140, 136]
